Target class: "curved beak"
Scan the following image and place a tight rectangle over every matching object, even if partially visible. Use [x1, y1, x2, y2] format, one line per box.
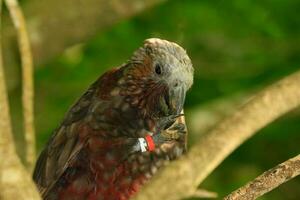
[167, 85, 186, 115]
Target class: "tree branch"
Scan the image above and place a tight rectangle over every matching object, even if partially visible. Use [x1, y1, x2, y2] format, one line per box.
[224, 154, 300, 200]
[2, 0, 166, 89]
[5, 0, 35, 172]
[0, 0, 40, 198]
[134, 70, 300, 200]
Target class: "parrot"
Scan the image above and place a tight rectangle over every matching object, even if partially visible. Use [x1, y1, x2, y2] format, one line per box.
[33, 38, 194, 200]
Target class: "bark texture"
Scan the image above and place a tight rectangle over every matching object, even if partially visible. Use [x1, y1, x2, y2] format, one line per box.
[224, 154, 300, 200]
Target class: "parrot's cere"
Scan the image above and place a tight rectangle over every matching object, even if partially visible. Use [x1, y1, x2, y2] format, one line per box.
[33, 38, 194, 200]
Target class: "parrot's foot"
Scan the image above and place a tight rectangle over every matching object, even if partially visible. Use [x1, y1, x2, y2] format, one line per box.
[161, 123, 186, 140]
[153, 122, 187, 144]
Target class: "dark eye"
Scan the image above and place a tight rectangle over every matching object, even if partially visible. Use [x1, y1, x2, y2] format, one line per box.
[155, 64, 162, 75]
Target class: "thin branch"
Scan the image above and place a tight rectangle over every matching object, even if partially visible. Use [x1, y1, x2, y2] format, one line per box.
[0, 1, 40, 198]
[134, 70, 300, 200]
[5, 0, 35, 171]
[0, 0, 15, 161]
[224, 154, 300, 200]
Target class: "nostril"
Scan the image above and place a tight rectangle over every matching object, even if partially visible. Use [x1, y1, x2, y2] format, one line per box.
[174, 82, 179, 87]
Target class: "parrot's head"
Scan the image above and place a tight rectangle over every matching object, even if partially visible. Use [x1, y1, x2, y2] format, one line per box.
[122, 38, 194, 119]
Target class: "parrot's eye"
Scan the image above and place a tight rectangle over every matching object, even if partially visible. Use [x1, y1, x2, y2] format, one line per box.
[155, 64, 162, 75]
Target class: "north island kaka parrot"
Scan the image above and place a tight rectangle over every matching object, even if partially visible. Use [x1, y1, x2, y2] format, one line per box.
[33, 38, 194, 200]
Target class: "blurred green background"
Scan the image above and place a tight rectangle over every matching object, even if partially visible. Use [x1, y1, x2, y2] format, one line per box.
[8, 0, 300, 199]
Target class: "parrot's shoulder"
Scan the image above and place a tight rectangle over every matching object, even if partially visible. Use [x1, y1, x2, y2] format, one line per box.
[63, 67, 120, 122]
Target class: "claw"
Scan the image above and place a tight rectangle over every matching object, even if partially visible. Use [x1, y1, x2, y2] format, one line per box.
[157, 113, 185, 130]
[169, 123, 185, 131]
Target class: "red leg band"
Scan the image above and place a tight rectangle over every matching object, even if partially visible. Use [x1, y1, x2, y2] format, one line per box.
[145, 135, 155, 152]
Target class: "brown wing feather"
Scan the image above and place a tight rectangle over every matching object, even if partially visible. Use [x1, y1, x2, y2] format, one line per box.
[33, 68, 119, 196]
[33, 91, 93, 195]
